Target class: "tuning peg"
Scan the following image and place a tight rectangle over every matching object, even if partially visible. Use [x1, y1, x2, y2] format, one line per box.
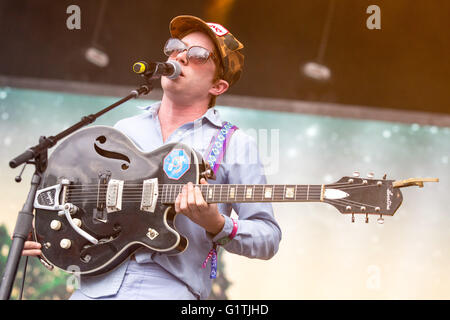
[365, 214, 369, 223]
[351, 213, 355, 223]
[353, 171, 360, 177]
[377, 214, 384, 224]
[383, 174, 387, 180]
[367, 172, 374, 178]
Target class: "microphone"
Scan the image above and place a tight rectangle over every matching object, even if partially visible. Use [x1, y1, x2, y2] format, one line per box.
[133, 60, 181, 80]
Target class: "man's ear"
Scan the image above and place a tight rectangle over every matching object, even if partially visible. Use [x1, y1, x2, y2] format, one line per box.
[209, 79, 229, 97]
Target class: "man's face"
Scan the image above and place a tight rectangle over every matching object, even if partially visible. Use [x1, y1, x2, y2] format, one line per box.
[161, 31, 219, 105]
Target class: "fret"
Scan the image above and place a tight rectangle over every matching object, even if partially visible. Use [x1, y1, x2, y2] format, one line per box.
[238, 185, 244, 202]
[285, 185, 295, 199]
[296, 185, 306, 201]
[176, 185, 181, 201]
[213, 184, 218, 203]
[264, 185, 272, 199]
[233, 185, 239, 202]
[175, 184, 179, 202]
[256, 185, 264, 202]
[229, 185, 235, 201]
[306, 185, 310, 201]
[222, 184, 230, 202]
[201, 184, 207, 200]
[208, 185, 212, 201]
[245, 185, 253, 200]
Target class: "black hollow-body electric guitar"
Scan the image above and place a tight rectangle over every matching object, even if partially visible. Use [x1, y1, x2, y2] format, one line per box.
[33, 126, 437, 275]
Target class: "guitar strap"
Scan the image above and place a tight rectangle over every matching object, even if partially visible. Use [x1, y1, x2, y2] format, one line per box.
[203, 121, 238, 175]
[202, 121, 238, 279]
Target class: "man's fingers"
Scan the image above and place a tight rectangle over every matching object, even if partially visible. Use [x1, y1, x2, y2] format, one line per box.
[194, 186, 208, 210]
[175, 192, 181, 213]
[22, 249, 42, 257]
[22, 241, 42, 256]
[24, 241, 41, 249]
[186, 183, 197, 210]
[180, 185, 188, 212]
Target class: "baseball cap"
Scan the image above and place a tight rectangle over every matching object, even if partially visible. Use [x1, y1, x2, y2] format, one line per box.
[169, 15, 245, 87]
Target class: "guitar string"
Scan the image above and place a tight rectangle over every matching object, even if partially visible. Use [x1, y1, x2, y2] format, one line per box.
[63, 182, 378, 193]
[66, 194, 324, 201]
[66, 188, 323, 201]
[63, 184, 382, 203]
[325, 198, 379, 210]
[62, 180, 360, 187]
[65, 185, 324, 195]
[67, 190, 322, 199]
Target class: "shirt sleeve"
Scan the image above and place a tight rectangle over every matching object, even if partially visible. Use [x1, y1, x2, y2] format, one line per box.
[205, 130, 282, 260]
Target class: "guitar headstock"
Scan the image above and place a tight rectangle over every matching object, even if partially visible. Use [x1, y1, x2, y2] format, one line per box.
[324, 172, 438, 223]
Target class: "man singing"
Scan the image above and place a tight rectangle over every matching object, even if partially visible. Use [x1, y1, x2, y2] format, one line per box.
[23, 15, 282, 300]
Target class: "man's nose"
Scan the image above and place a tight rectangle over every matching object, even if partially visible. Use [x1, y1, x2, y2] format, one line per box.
[175, 50, 188, 65]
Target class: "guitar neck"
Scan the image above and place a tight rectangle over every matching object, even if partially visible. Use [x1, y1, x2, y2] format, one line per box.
[160, 184, 324, 204]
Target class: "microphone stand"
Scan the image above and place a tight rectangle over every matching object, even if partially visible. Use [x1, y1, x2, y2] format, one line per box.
[0, 78, 153, 300]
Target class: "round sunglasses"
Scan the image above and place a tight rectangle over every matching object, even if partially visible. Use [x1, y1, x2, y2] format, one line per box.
[164, 38, 218, 65]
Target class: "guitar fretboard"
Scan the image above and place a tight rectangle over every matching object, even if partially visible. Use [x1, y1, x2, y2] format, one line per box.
[160, 184, 323, 204]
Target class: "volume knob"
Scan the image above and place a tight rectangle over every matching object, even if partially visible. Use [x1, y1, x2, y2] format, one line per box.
[73, 218, 82, 227]
[60, 239, 72, 249]
[50, 220, 62, 231]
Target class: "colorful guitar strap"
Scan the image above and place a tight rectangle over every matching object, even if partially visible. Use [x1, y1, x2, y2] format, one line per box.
[204, 121, 238, 175]
[202, 121, 238, 278]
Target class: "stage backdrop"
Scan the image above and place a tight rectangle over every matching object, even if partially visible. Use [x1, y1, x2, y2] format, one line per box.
[0, 86, 448, 299]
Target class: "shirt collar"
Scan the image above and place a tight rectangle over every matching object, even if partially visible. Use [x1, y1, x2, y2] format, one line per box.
[138, 102, 223, 128]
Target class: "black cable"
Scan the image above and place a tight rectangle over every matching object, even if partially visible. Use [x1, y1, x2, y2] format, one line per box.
[18, 256, 29, 300]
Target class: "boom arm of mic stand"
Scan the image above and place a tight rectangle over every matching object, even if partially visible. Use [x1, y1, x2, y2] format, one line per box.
[8, 83, 152, 169]
[0, 82, 152, 300]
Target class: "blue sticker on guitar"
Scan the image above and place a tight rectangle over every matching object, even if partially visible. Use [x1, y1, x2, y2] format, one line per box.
[163, 149, 190, 180]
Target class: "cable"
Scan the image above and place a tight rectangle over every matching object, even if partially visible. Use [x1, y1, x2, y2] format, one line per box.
[18, 256, 29, 300]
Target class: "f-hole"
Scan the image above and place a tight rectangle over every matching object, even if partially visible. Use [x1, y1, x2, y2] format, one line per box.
[94, 135, 130, 170]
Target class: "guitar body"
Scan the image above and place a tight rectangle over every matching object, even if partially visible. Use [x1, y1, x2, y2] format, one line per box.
[34, 126, 204, 275]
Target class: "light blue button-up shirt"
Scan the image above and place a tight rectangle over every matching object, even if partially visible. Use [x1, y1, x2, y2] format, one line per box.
[74, 102, 282, 300]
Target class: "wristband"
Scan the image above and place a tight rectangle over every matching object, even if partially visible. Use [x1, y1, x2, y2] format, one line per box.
[202, 218, 238, 279]
[216, 218, 238, 246]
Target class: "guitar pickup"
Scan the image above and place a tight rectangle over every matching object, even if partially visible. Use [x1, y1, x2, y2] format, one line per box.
[106, 179, 124, 213]
[140, 178, 158, 213]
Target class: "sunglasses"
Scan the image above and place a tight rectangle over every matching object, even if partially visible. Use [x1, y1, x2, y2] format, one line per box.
[164, 38, 217, 65]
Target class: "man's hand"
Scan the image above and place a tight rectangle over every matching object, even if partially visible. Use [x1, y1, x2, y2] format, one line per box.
[17, 233, 42, 256]
[22, 241, 42, 256]
[175, 178, 225, 236]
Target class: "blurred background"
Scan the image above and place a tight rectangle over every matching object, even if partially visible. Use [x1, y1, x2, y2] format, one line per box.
[0, 0, 449, 299]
